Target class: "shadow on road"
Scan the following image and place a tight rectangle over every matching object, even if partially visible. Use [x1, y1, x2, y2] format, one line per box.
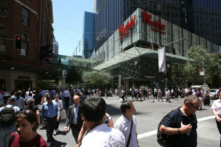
[55, 130, 68, 136]
[52, 140, 67, 147]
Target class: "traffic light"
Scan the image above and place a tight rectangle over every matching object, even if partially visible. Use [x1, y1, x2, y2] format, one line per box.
[163, 73, 167, 79]
[15, 35, 22, 49]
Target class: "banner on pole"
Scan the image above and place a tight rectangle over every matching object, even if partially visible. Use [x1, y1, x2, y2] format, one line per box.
[158, 47, 166, 72]
[199, 69, 205, 76]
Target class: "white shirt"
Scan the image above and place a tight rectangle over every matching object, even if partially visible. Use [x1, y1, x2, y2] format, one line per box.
[211, 99, 221, 116]
[114, 115, 139, 147]
[53, 99, 63, 108]
[25, 91, 32, 96]
[154, 88, 157, 93]
[81, 124, 125, 147]
[185, 88, 188, 93]
[72, 104, 80, 124]
[166, 90, 170, 96]
[63, 90, 71, 98]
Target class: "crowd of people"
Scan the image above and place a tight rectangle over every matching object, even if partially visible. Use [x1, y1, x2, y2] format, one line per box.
[0, 86, 221, 147]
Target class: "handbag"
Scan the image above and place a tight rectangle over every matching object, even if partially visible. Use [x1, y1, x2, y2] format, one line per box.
[60, 109, 67, 120]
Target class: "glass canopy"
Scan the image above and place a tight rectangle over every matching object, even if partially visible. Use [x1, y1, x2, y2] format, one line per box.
[93, 47, 190, 70]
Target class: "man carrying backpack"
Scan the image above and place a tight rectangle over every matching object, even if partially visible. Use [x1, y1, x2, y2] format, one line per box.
[0, 97, 20, 147]
[159, 95, 200, 147]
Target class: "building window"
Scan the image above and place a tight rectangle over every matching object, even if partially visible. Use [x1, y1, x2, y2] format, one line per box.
[22, 7, 29, 26]
[21, 41, 28, 56]
[0, 36, 6, 52]
[0, 6, 7, 18]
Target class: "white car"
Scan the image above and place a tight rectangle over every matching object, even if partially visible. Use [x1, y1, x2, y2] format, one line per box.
[209, 89, 219, 99]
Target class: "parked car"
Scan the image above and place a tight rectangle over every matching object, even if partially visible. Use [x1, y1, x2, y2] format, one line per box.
[209, 89, 219, 99]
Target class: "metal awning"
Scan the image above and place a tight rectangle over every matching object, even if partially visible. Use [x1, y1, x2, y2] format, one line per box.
[93, 47, 190, 70]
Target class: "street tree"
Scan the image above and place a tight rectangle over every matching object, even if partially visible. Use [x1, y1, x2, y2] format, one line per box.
[66, 67, 83, 87]
[87, 70, 112, 88]
[184, 45, 221, 84]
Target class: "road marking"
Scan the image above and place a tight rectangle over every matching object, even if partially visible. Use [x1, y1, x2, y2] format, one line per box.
[198, 116, 215, 122]
[137, 115, 215, 140]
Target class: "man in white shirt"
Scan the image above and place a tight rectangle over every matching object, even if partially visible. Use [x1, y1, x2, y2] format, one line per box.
[154, 87, 157, 99]
[211, 91, 221, 139]
[114, 101, 139, 147]
[25, 87, 32, 97]
[165, 88, 171, 102]
[80, 97, 125, 147]
[63, 88, 71, 110]
[185, 88, 188, 96]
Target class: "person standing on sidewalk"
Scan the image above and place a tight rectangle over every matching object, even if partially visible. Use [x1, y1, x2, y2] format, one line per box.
[154, 87, 157, 99]
[114, 101, 139, 147]
[42, 95, 60, 147]
[165, 88, 171, 103]
[53, 93, 63, 135]
[63, 88, 71, 110]
[211, 91, 221, 146]
[158, 89, 163, 102]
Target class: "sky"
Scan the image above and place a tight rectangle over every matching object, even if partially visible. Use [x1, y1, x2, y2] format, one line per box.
[52, 0, 94, 56]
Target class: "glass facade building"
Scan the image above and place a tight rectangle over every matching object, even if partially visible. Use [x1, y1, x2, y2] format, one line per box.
[92, 8, 221, 88]
[96, 0, 221, 49]
[95, 0, 124, 50]
[83, 12, 97, 59]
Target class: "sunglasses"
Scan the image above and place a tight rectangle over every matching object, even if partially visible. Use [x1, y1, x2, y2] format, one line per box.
[19, 110, 31, 116]
[189, 103, 200, 110]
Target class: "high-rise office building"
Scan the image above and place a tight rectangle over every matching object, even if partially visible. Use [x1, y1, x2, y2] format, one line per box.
[82, 12, 97, 59]
[95, 0, 221, 49]
[95, 0, 124, 50]
[53, 38, 59, 54]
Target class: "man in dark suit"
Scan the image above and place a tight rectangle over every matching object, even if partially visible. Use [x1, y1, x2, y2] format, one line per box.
[64, 95, 83, 143]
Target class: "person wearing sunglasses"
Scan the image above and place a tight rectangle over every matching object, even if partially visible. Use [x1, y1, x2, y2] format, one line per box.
[8, 110, 47, 147]
[159, 95, 200, 147]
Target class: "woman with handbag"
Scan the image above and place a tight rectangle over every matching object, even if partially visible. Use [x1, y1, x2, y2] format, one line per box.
[53, 93, 63, 135]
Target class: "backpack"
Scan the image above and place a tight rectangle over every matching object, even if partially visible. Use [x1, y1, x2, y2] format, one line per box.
[157, 110, 179, 147]
[0, 105, 15, 126]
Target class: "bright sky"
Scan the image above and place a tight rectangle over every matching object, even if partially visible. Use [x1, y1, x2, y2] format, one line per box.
[52, 0, 94, 56]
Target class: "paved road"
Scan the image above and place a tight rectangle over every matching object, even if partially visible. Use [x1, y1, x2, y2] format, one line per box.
[38, 96, 220, 147]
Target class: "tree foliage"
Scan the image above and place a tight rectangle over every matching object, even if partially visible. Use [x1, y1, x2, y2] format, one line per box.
[184, 45, 221, 83]
[66, 67, 83, 85]
[87, 70, 112, 87]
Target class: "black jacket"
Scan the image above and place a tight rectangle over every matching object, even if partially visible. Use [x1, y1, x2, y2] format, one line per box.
[65, 104, 83, 130]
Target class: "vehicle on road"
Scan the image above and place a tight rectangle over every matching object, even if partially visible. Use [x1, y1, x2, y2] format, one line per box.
[209, 89, 219, 99]
[191, 85, 210, 93]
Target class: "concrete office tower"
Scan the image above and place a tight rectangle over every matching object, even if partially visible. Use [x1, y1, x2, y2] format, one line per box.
[53, 38, 59, 54]
[82, 12, 97, 59]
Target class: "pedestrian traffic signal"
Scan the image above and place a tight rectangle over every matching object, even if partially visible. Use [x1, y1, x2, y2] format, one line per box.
[15, 35, 22, 49]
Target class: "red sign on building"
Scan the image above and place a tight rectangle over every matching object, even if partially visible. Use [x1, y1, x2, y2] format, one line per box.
[119, 15, 136, 40]
[142, 12, 166, 34]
